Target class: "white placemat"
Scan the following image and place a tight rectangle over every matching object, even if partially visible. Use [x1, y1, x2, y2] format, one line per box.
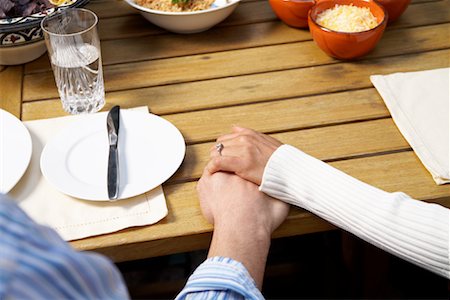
[9, 107, 168, 241]
[371, 68, 449, 185]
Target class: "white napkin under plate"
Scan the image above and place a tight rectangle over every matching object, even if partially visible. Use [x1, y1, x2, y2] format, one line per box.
[371, 68, 449, 185]
[9, 107, 168, 241]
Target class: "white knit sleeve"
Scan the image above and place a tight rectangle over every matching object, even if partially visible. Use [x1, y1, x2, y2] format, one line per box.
[260, 145, 450, 279]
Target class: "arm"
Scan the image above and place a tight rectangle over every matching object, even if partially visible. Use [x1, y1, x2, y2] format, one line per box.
[199, 172, 289, 287]
[0, 195, 129, 299]
[207, 126, 450, 279]
[261, 144, 450, 279]
[176, 171, 289, 299]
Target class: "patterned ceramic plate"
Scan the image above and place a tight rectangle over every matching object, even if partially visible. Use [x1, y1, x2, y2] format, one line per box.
[0, 0, 89, 46]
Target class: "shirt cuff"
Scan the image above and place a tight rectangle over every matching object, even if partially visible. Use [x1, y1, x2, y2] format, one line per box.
[175, 256, 264, 300]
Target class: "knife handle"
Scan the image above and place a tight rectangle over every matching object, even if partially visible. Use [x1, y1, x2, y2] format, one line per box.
[108, 147, 119, 200]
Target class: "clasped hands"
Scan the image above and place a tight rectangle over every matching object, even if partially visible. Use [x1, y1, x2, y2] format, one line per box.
[197, 126, 290, 287]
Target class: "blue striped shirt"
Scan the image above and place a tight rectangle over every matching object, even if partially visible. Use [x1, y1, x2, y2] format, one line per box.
[176, 257, 264, 300]
[0, 195, 263, 299]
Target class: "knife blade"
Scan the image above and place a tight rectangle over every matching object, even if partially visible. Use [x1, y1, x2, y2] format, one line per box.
[107, 105, 120, 200]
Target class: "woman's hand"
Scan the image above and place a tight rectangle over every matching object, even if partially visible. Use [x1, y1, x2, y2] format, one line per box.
[207, 126, 282, 185]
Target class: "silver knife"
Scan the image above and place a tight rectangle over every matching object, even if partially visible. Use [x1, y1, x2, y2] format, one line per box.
[107, 105, 120, 200]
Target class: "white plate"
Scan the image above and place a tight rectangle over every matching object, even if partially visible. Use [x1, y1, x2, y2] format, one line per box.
[40, 111, 185, 201]
[0, 109, 33, 194]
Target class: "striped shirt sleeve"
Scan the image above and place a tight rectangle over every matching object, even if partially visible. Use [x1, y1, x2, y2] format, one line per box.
[1, 195, 264, 300]
[175, 256, 264, 300]
[0, 195, 129, 299]
[260, 144, 450, 279]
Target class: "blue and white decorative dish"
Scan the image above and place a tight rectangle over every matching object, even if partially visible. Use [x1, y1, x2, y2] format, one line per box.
[0, 0, 89, 65]
[124, 0, 240, 34]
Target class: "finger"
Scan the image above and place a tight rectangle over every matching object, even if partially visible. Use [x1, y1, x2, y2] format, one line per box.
[210, 143, 250, 159]
[216, 127, 257, 141]
[198, 170, 209, 191]
[206, 156, 242, 175]
[210, 142, 229, 158]
[232, 126, 282, 146]
[232, 126, 255, 134]
[218, 130, 272, 149]
[211, 138, 239, 153]
[216, 132, 241, 143]
[231, 125, 246, 133]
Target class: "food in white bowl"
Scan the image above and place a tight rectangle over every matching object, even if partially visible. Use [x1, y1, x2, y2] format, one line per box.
[135, 0, 215, 12]
[124, 0, 240, 34]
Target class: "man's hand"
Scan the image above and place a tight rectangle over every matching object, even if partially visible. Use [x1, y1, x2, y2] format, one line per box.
[198, 170, 288, 235]
[197, 170, 289, 288]
[207, 126, 282, 185]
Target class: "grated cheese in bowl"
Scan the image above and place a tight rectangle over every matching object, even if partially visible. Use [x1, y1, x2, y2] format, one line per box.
[316, 4, 379, 33]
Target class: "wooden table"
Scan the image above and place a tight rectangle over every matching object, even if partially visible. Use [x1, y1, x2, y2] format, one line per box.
[1, 0, 449, 263]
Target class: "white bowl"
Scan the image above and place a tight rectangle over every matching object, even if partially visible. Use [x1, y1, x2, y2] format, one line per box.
[124, 0, 240, 34]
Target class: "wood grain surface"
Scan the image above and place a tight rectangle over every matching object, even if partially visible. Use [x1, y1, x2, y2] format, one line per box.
[2, 0, 449, 261]
[0, 66, 22, 118]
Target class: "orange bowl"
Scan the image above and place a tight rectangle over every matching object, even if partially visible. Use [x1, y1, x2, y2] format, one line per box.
[308, 0, 387, 60]
[375, 0, 411, 22]
[269, 0, 315, 28]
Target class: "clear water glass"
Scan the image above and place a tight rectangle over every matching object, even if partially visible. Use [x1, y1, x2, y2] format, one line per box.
[41, 8, 105, 114]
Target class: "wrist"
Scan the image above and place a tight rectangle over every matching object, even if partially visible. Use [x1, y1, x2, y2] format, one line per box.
[213, 222, 271, 248]
[208, 223, 271, 289]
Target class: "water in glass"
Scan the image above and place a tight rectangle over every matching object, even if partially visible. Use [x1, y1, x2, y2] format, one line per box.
[42, 9, 105, 115]
[51, 43, 105, 114]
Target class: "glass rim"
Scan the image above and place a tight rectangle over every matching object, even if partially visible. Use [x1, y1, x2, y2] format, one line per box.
[41, 8, 98, 37]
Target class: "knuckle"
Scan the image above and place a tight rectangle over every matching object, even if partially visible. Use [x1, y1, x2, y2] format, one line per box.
[244, 145, 253, 155]
[212, 157, 221, 168]
[238, 135, 250, 144]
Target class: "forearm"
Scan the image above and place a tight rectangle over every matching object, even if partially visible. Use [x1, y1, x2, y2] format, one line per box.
[0, 196, 129, 299]
[175, 215, 269, 300]
[260, 145, 450, 279]
[208, 224, 271, 288]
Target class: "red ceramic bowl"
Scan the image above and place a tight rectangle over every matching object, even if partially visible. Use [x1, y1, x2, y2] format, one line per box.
[308, 0, 387, 59]
[375, 0, 411, 22]
[268, 0, 315, 28]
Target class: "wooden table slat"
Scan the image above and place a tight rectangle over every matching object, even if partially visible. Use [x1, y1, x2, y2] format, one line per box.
[24, 0, 450, 74]
[23, 49, 450, 117]
[0, 66, 23, 118]
[164, 88, 391, 144]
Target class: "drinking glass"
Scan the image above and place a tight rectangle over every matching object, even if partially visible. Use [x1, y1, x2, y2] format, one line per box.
[41, 8, 105, 114]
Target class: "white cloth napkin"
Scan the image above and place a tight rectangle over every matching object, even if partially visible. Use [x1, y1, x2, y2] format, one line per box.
[9, 107, 168, 241]
[371, 68, 449, 185]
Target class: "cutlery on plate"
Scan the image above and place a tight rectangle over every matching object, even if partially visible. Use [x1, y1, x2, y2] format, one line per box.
[107, 106, 120, 200]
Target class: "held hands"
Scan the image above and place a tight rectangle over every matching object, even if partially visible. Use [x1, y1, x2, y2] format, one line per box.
[197, 169, 289, 288]
[197, 127, 287, 287]
[197, 170, 289, 237]
[199, 126, 287, 235]
[207, 126, 282, 185]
